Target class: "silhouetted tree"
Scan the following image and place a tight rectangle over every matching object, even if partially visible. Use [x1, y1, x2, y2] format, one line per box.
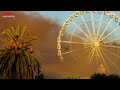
[91, 73, 120, 79]
[91, 73, 107, 79]
[107, 74, 120, 79]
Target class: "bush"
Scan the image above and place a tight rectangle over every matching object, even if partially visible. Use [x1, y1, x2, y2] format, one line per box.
[90, 73, 120, 79]
[107, 74, 120, 79]
[91, 73, 107, 79]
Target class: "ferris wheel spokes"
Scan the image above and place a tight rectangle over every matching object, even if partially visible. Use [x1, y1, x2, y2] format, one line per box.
[102, 47, 120, 59]
[103, 47, 119, 59]
[62, 46, 90, 55]
[89, 47, 96, 64]
[97, 13, 104, 40]
[102, 47, 120, 73]
[100, 44, 120, 49]
[98, 18, 113, 41]
[80, 14, 92, 36]
[99, 26, 120, 42]
[91, 12, 96, 35]
[72, 20, 89, 39]
[60, 41, 90, 45]
[102, 38, 120, 44]
[97, 47, 110, 73]
[71, 20, 94, 43]
[66, 30, 89, 42]
[67, 46, 93, 64]
[101, 48, 120, 73]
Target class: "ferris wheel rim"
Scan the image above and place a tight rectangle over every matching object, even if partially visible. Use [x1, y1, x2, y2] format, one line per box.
[57, 11, 120, 74]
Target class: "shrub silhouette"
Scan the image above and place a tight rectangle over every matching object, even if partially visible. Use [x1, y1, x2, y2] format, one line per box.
[91, 73, 120, 79]
[0, 26, 44, 79]
[91, 73, 107, 79]
[107, 74, 120, 79]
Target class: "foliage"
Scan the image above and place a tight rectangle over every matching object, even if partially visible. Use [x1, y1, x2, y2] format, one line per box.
[90, 73, 120, 79]
[64, 73, 120, 79]
[91, 73, 107, 79]
[0, 26, 44, 79]
[107, 74, 120, 79]
[35, 73, 44, 79]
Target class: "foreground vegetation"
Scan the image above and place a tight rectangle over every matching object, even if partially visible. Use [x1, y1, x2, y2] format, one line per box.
[64, 73, 120, 79]
[91, 73, 120, 79]
[0, 26, 44, 79]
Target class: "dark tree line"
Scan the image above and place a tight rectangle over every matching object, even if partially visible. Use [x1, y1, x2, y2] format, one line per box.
[91, 73, 120, 79]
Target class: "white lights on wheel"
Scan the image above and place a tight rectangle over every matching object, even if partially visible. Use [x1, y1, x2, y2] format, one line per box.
[57, 11, 120, 74]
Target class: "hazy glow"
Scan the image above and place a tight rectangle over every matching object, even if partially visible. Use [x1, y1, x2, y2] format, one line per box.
[94, 42, 99, 47]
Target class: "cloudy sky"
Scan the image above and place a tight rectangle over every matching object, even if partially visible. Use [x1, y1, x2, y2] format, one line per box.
[37, 11, 120, 24]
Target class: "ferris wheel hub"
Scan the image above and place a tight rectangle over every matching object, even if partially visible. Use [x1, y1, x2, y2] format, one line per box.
[94, 42, 99, 47]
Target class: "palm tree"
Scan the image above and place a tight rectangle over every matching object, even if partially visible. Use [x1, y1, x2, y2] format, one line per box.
[0, 25, 44, 79]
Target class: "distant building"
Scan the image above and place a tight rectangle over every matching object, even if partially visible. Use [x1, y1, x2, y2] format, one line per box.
[96, 64, 106, 74]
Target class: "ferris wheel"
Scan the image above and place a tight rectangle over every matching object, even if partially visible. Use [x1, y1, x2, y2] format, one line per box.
[57, 11, 120, 74]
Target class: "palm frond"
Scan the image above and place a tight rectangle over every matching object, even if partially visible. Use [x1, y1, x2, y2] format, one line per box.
[0, 25, 43, 79]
